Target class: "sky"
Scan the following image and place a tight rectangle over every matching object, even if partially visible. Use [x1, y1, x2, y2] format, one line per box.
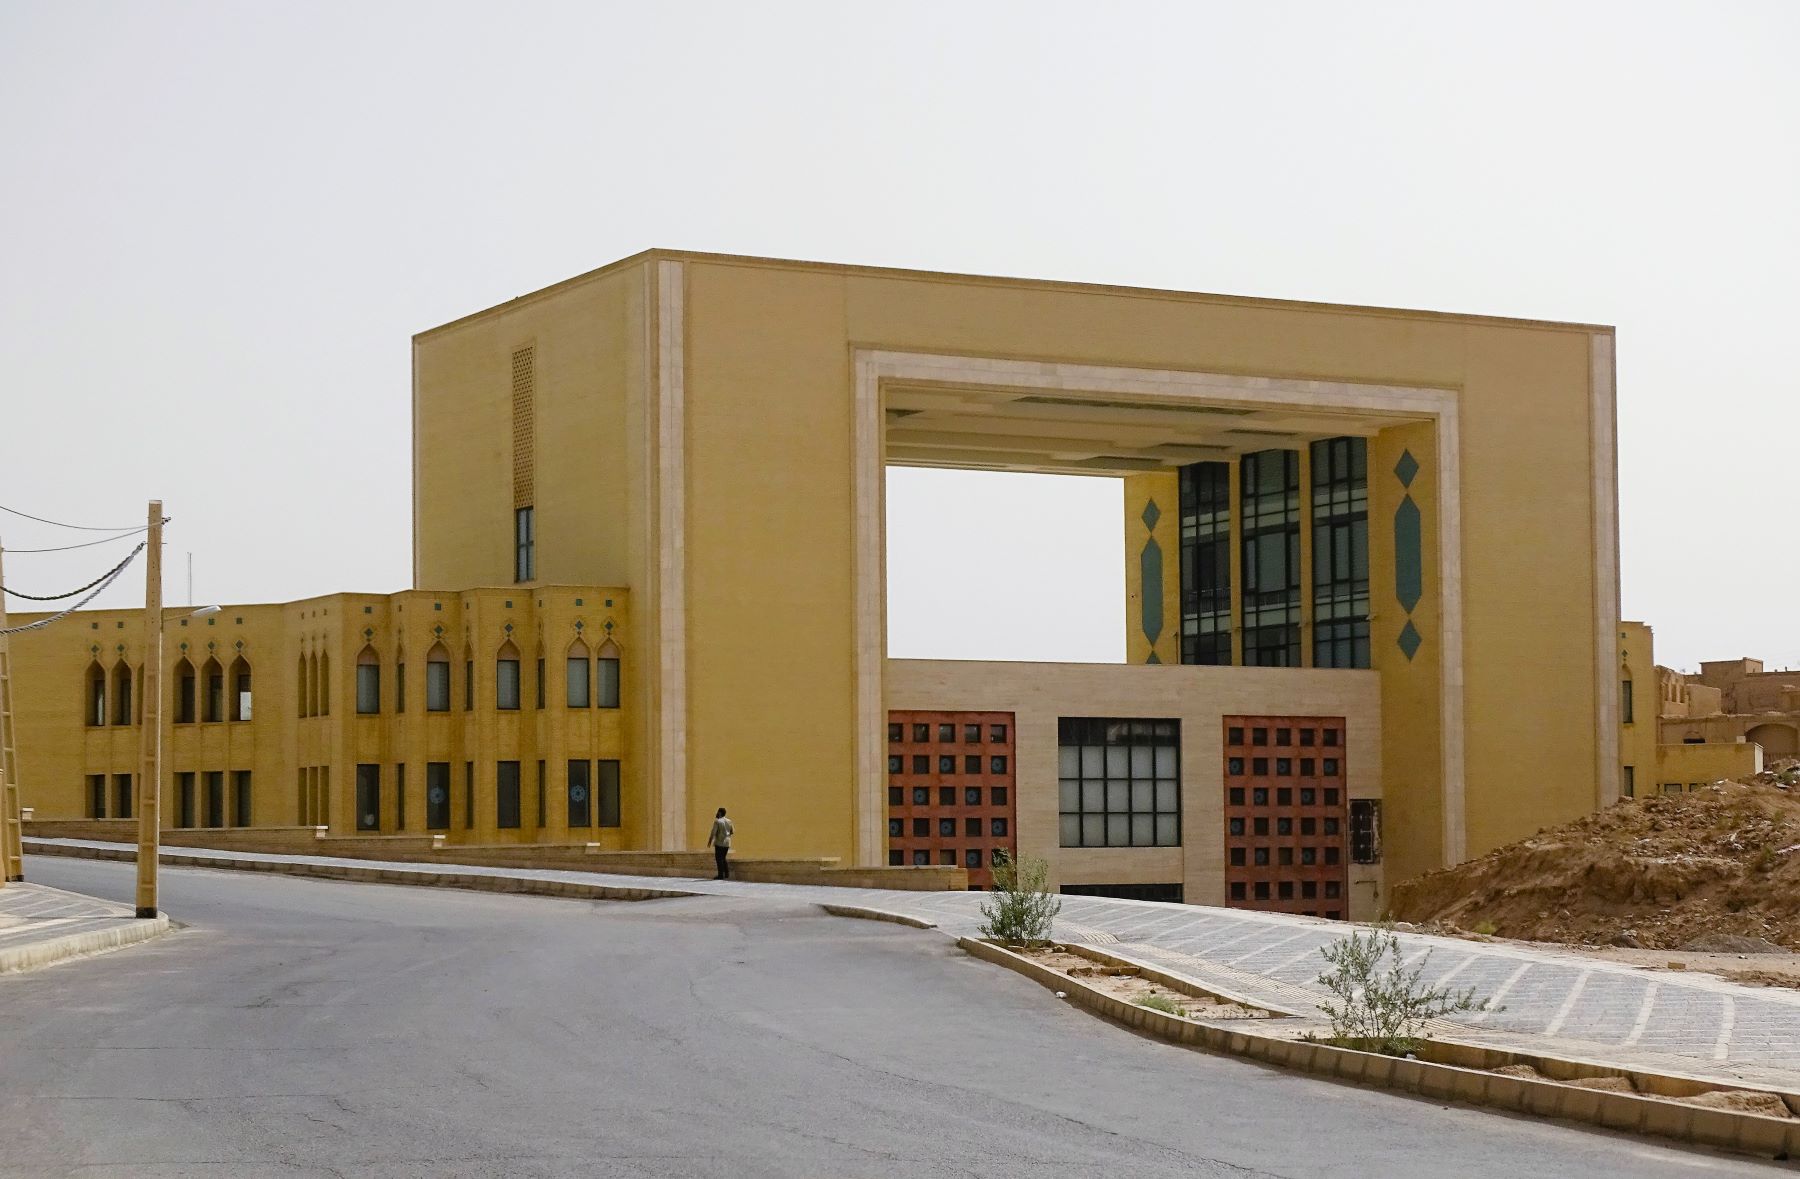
[2, 1, 1795, 672]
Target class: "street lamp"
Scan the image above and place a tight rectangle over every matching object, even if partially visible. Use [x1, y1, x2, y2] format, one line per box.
[134, 498, 220, 919]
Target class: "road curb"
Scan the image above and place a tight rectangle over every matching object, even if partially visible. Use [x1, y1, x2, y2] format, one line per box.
[23, 839, 698, 903]
[817, 903, 937, 929]
[0, 915, 172, 974]
[959, 936, 1800, 1162]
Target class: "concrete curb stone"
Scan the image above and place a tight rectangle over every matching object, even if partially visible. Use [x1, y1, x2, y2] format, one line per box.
[0, 915, 172, 974]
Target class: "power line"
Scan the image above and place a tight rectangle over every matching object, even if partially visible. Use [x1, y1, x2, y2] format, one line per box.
[0, 542, 146, 636]
[0, 503, 144, 532]
[2, 526, 153, 554]
[2, 549, 141, 600]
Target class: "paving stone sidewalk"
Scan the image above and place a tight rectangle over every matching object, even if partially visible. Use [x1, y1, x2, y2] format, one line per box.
[0, 879, 170, 972]
[29, 838, 1800, 1091]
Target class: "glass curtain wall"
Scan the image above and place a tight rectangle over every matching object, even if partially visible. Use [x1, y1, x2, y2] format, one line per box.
[1177, 462, 1232, 665]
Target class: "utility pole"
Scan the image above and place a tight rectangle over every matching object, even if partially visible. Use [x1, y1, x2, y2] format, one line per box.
[0, 538, 24, 883]
[136, 501, 163, 918]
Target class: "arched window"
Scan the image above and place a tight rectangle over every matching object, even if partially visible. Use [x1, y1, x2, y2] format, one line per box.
[297, 655, 307, 718]
[229, 657, 252, 721]
[462, 643, 474, 711]
[174, 659, 197, 724]
[394, 647, 406, 713]
[534, 642, 545, 710]
[566, 638, 590, 708]
[305, 653, 318, 718]
[318, 653, 330, 716]
[495, 640, 521, 710]
[85, 662, 106, 727]
[112, 661, 133, 725]
[425, 642, 450, 712]
[355, 647, 381, 714]
[596, 640, 621, 709]
[201, 657, 225, 723]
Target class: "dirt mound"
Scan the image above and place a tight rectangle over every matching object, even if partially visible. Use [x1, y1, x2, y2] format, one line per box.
[1391, 779, 1800, 951]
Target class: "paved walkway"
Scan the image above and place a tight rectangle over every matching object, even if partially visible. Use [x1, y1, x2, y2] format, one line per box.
[27, 838, 1800, 1092]
[0, 878, 170, 972]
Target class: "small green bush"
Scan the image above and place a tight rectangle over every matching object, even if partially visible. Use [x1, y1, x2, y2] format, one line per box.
[1315, 923, 1496, 1056]
[1471, 919, 1498, 936]
[1135, 993, 1185, 1015]
[978, 851, 1060, 944]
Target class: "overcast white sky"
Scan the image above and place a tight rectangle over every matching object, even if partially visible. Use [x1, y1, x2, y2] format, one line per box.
[3, 2, 1795, 672]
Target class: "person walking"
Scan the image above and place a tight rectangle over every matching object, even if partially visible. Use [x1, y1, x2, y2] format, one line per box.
[707, 807, 734, 880]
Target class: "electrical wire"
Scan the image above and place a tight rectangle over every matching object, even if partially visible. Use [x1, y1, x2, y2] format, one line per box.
[0, 503, 145, 532]
[0, 542, 146, 635]
[1, 526, 153, 554]
[2, 548, 141, 601]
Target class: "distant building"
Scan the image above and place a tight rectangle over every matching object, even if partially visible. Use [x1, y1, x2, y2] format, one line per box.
[10, 250, 1626, 918]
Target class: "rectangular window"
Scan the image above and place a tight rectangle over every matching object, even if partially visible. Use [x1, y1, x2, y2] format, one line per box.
[496, 761, 521, 829]
[597, 760, 622, 828]
[1177, 460, 1233, 664]
[1056, 717, 1181, 848]
[464, 762, 475, 828]
[535, 659, 544, 709]
[426, 660, 450, 711]
[232, 770, 252, 827]
[567, 760, 590, 827]
[200, 770, 222, 827]
[356, 662, 380, 714]
[426, 762, 450, 830]
[395, 763, 406, 830]
[596, 657, 620, 708]
[1622, 764, 1635, 798]
[1621, 679, 1634, 724]
[176, 668, 196, 724]
[176, 772, 195, 828]
[464, 660, 474, 711]
[1240, 449, 1301, 666]
[108, 772, 131, 819]
[88, 774, 106, 818]
[204, 666, 224, 722]
[355, 764, 380, 831]
[496, 657, 521, 710]
[1311, 437, 1370, 669]
[566, 657, 590, 707]
[515, 506, 536, 582]
[1350, 799, 1382, 863]
[115, 671, 133, 725]
[392, 665, 402, 715]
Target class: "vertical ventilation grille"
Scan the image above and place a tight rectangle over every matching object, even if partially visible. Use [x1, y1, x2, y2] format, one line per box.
[511, 345, 536, 509]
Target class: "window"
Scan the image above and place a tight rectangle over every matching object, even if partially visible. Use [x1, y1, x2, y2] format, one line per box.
[175, 660, 196, 724]
[202, 659, 224, 722]
[990, 786, 1007, 806]
[426, 644, 451, 711]
[1622, 765, 1635, 798]
[911, 818, 928, 837]
[113, 773, 132, 819]
[423, 766, 448, 831]
[1311, 437, 1370, 669]
[233, 770, 252, 827]
[566, 640, 590, 707]
[199, 771, 222, 827]
[515, 506, 536, 582]
[463, 652, 474, 711]
[87, 774, 106, 817]
[964, 724, 981, 742]
[964, 755, 981, 774]
[597, 760, 621, 827]
[567, 760, 591, 827]
[964, 787, 981, 805]
[991, 817, 1008, 836]
[596, 642, 620, 708]
[229, 658, 251, 721]
[889, 850, 903, 866]
[1178, 460, 1233, 664]
[965, 848, 982, 869]
[938, 755, 954, 773]
[535, 657, 544, 709]
[911, 755, 928, 774]
[912, 786, 928, 805]
[1057, 717, 1180, 848]
[939, 818, 955, 837]
[464, 762, 475, 828]
[1350, 799, 1382, 863]
[889, 818, 903, 838]
[911, 850, 929, 866]
[86, 663, 107, 726]
[394, 658, 405, 714]
[1621, 678, 1634, 723]
[964, 818, 980, 836]
[176, 772, 195, 828]
[536, 762, 544, 826]
[990, 756, 1007, 773]
[889, 786, 903, 806]
[913, 723, 929, 742]
[397, 764, 407, 830]
[938, 786, 956, 806]
[888, 722, 903, 742]
[496, 761, 521, 829]
[1240, 449, 1301, 666]
[888, 755, 903, 774]
[113, 662, 133, 725]
[318, 653, 329, 714]
[356, 765, 380, 831]
[990, 724, 1007, 742]
[938, 723, 955, 742]
[496, 642, 521, 710]
[356, 648, 381, 714]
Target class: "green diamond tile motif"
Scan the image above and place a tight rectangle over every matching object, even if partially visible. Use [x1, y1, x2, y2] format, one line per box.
[1146, 651, 1161, 665]
[1394, 495, 1422, 613]
[1398, 621, 1422, 660]
[1141, 499, 1161, 531]
[1395, 450, 1420, 488]
[1139, 537, 1164, 648]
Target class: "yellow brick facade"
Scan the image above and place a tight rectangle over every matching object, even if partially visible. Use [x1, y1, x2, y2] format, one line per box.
[7, 249, 1624, 906]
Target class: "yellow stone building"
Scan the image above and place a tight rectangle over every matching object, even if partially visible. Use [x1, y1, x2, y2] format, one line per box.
[9, 249, 1626, 917]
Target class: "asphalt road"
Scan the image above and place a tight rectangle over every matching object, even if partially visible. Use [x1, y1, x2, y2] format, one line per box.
[0, 858, 1779, 1179]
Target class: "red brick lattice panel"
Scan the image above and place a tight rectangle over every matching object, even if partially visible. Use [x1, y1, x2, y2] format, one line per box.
[1222, 715, 1348, 918]
[887, 711, 1016, 889]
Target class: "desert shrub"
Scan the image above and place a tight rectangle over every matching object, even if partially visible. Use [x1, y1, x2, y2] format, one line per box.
[1314, 923, 1496, 1056]
[1135, 993, 1185, 1015]
[978, 851, 1060, 944]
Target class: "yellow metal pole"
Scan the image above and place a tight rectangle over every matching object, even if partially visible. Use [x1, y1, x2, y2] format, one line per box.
[135, 502, 163, 918]
[0, 539, 24, 882]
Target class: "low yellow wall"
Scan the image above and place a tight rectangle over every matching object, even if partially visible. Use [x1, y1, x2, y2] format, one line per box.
[1655, 741, 1762, 791]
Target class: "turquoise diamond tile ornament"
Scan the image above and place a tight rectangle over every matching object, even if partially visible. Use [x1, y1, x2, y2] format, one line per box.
[1398, 621, 1422, 660]
[1395, 449, 1419, 488]
[1141, 499, 1160, 531]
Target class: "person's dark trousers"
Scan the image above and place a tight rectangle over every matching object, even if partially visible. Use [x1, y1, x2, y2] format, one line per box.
[714, 844, 729, 880]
